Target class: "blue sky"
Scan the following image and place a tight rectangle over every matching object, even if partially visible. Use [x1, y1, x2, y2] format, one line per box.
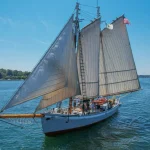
[0, 0, 149, 75]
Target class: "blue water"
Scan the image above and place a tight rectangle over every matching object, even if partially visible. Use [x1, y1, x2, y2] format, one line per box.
[0, 78, 150, 150]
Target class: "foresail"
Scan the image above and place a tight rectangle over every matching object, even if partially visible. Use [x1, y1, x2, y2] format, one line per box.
[77, 19, 100, 98]
[36, 33, 80, 111]
[99, 16, 140, 96]
[2, 15, 79, 111]
[36, 88, 75, 111]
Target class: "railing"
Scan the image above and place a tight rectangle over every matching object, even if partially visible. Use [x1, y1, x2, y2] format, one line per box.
[44, 99, 119, 116]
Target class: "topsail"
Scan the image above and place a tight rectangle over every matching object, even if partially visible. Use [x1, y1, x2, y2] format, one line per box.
[99, 16, 140, 96]
[2, 15, 80, 111]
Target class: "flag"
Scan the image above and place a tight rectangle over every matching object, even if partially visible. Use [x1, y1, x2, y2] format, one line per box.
[107, 24, 113, 30]
[124, 18, 130, 24]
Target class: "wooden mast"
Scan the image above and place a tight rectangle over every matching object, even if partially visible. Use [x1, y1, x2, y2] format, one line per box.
[0, 114, 44, 118]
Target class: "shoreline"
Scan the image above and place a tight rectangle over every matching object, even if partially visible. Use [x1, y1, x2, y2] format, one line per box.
[138, 75, 150, 78]
[0, 76, 150, 81]
[0, 79, 24, 81]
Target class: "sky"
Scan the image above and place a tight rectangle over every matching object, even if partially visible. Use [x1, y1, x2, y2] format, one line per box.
[0, 0, 150, 75]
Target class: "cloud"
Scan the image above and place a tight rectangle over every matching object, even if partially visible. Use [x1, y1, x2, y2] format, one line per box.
[0, 17, 5, 22]
[0, 39, 16, 48]
[40, 20, 49, 31]
[0, 16, 14, 27]
[34, 39, 49, 45]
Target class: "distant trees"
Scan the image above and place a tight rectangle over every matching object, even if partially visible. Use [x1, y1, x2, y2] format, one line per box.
[0, 72, 2, 79]
[139, 75, 150, 78]
[0, 68, 30, 80]
[6, 69, 13, 76]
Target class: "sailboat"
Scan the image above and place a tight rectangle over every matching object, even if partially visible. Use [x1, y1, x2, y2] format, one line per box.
[0, 2, 140, 136]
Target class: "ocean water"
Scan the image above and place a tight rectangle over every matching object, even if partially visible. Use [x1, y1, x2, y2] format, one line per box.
[0, 78, 150, 150]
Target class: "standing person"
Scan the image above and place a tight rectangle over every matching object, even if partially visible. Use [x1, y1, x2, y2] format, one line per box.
[76, 98, 80, 106]
[73, 100, 76, 110]
[91, 102, 95, 113]
[68, 97, 73, 114]
[87, 101, 90, 113]
[90, 101, 92, 112]
[82, 102, 85, 115]
[84, 102, 87, 113]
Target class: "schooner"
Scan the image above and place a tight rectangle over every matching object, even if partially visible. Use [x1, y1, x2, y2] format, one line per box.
[0, 2, 140, 136]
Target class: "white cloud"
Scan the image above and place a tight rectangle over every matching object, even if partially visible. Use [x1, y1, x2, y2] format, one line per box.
[0, 39, 16, 48]
[0, 17, 5, 23]
[40, 20, 49, 31]
[0, 16, 14, 26]
[34, 39, 49, 45]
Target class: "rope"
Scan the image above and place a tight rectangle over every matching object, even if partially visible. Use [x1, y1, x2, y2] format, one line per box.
[0, 119, 24, 129]
[118, 92, 132, 100]
[80, 3, 97, 8]
[80, 14, 93, 22]
[32, 113, 43, 133]
[33, 117, 42, 130]
[81, 9, 96, 17]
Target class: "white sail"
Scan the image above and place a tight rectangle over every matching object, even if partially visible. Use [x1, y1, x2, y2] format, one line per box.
[99, 16, 140, 96]
[2, 15, 79, 111]
[36, 32, 80, 111]
[77, 19, 100, 98]
[36, 88, 74, 111]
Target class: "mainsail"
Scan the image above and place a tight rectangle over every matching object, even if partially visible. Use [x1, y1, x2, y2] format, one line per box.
[2, 15, 80, 111]
[99, 16, 140, 96]
[77, 19, 100, 98]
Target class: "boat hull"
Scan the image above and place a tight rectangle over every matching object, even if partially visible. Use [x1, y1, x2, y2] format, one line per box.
[41, 104, 119, 136]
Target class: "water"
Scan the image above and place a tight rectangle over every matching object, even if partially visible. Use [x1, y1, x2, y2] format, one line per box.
[0, 78, 150, 150]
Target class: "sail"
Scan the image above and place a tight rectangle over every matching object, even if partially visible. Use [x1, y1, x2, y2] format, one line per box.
[77, 19, 100, 98]
[99, 16, 140, 96]
[36, 88, 75, 111]
[2, 15, 79, 111]
[36, 34, 80, 111]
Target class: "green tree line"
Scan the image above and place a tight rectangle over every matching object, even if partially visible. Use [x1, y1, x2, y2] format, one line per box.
[0, 68, 30, 80]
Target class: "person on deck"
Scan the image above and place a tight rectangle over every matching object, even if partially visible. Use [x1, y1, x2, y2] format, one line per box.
[73, 100, 76, 110]
[87, 101, 90, 113]
[82, 103, 85, 115]
[91, 102, 95, 112]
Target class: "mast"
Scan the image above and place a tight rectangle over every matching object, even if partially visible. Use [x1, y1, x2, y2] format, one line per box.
[75, 2, 79, 27]
[98, 0, 108, 96]
[96, 0, 100, 19]
[97, 0, 101, 97]
[76, 2, 87, 99]
[75, 2, 80, 47]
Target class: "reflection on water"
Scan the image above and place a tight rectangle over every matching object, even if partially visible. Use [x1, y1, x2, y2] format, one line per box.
[0, 78, 150, 150]
[42, 112, 142, 150]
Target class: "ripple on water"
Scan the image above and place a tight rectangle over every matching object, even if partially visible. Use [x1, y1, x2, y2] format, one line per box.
[0, 78, 150, 150]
